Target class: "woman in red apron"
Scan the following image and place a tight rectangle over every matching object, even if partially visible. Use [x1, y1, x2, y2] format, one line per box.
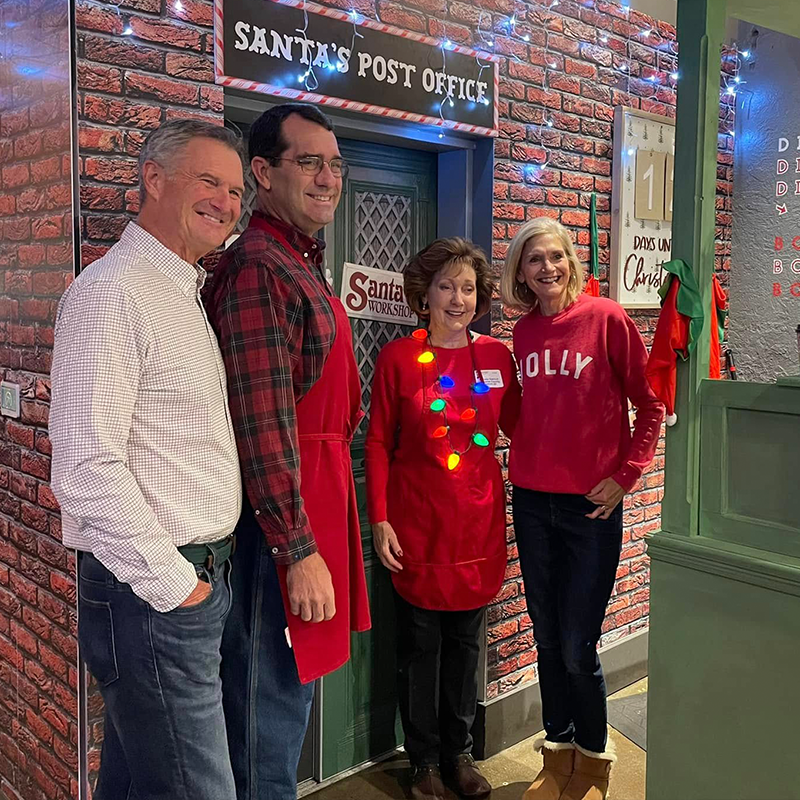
[366, 238, 521, 800]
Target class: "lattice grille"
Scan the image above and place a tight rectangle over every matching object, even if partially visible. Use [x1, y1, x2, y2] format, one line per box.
[352, 191, 414, 416]
[237, 171, 259, 233]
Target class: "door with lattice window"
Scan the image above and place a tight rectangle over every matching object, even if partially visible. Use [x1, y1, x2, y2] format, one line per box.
[321, 139, 437, 779]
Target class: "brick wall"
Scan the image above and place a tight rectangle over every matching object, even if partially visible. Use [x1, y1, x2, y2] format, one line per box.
[73, 0, 732, 705]
[0, 0, 79, 797]
[0, 0, 735, 795]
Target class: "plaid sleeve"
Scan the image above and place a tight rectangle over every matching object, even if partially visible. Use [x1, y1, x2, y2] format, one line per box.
[212, 254, 317, 564]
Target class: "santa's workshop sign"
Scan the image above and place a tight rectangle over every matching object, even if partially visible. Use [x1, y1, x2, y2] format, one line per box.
[341, 263, 416, 325]
[214, 0, 499, 136]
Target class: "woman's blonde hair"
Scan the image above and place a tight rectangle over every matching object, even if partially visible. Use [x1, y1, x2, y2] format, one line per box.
[500, 217, 585, 312]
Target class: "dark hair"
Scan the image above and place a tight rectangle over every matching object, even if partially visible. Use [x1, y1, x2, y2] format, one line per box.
[248, 103, 335, 163]
[138, 119, 244, 203]
[404, 238, 494, 321]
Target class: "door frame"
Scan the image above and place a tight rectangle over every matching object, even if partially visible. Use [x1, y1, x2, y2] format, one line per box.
[224, 89, 496, 784]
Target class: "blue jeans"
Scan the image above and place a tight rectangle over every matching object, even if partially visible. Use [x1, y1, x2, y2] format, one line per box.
[78, 551, 235, 800]
[220, 513, 315, 800]
[512, 487, 623, 754]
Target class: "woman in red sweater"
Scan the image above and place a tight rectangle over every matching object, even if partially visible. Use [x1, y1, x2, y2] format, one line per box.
[366, 238, 520, 800]
[500, 218, 663, 800]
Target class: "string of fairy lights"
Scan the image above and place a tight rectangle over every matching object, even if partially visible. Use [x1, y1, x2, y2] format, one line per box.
[107, 0, 747, 153]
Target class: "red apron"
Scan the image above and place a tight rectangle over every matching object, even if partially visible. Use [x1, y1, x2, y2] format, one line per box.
[256, 219, 371, 684]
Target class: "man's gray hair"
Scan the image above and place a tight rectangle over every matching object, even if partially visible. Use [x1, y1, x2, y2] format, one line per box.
[138, 119, 244, 204]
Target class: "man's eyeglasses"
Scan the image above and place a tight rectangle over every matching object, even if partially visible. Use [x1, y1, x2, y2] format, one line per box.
[273, 156, 349, 178]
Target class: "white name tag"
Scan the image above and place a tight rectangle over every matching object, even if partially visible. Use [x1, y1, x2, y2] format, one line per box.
[477, 369, 504, 388]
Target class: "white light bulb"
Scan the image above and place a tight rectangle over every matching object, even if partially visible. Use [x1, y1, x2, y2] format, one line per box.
[444, 39, 452, 48]
[627, 148, 635, 156]
[741, 49, 750, 58]
[734, 75, 741, 83]
[122, 25, 133, 35]
[174, 0, 183, 10]
[523, 34, 530, 41]
[670, 71, 679, 80]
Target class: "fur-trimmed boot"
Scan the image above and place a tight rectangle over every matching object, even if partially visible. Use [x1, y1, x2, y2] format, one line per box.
[521, 738, 575, 800]
[559, 742, 616, 800]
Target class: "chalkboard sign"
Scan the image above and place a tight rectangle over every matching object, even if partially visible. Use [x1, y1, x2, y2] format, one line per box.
[214, 0, 499, 136]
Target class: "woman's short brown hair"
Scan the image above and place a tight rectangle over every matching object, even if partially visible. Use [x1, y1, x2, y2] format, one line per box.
[404, 237, 494, 321]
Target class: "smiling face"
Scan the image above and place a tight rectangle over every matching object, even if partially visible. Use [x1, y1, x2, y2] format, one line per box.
[139, 136, 244, 264]
[426, 261, 478, 340]
[517, 233, 573, 315]
[252, 113, 342, 236]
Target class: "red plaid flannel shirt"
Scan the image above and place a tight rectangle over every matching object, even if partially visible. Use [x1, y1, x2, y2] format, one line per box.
[204, 213, 336, 563]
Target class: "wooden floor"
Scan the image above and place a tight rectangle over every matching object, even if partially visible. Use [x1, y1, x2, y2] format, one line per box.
[306, 679, 648, 800]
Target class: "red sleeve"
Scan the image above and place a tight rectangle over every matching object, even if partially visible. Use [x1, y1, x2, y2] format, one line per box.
[365, 346, 399, 525]
[607, 309, 665, 492]
[499, 345, 522, 439]
[210, 255, 317, 564]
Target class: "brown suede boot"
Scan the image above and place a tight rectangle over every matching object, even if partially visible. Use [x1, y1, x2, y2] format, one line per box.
[559, 743, 616, 800]
[522, 739, 575, 800]
[441, 754, 492, 798]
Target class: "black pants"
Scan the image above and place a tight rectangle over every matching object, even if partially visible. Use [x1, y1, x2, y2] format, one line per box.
[512, 487, 623, 754]
[394, 590, 485, 767]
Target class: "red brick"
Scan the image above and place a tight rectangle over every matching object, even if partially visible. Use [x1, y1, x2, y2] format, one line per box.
[168, 0, 214, 25]
[78, 124, 124, 154]
[563, 96, 594, 117]
[22, 606, 52, 642]
[32, 216, 63, 240]
[493, 202, 525, 221]
[0, 108, 30, 137]
[83, 34, 163, 71]
[0, 587, 21, 618]
[129, 16, 203, 50]
[83, 95, 162, 129]
[427, 18, 472, 44]
[10, 472, 37, 502]
[546, 188, 579, 207]
[525, 86, 561, 110]
[30, 157, 61, 184]
[83, 157, 138, 185]
[126, 72, 199, 106]
[10, 621, 38, 656]
[582, 156, 611, 176]
[75, 1, 124, 34]
[85, 214, 129, 241]
[200, 85, 223, 112]
[551, 112, 581, 133]
[0, 195, 15, 216]
[78, 63, 123, 93]
[509, 61, 545, 85]
[565, 58, 597, 79]
[14, 131, 43, 160]
[49, 573, 76, 604]
[548, 33, 581, 57]
[2, 164, 30, 188]
[165, 52, 214, 82]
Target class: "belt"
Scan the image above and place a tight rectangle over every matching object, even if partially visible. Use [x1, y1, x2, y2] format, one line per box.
[178, 535, 235, 570]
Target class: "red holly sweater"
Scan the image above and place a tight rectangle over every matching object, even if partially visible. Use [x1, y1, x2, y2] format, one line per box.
[510, 295, 664, 495]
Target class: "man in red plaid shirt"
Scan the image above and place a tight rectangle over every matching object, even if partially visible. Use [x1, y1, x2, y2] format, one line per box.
[205, 103, 370, 800]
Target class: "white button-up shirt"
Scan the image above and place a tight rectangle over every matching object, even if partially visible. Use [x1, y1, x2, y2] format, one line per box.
[51, 223, 242, 612]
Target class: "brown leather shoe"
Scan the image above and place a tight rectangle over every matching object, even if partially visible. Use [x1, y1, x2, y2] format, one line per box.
[442, 754, 492, 798]
[410, 764, 445, 800]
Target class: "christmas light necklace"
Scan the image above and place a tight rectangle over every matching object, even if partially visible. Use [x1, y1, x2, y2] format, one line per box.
[413, 328, 490, 471]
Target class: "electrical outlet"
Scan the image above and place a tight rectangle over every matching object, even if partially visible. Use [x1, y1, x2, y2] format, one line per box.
[1, 381, 20, 418]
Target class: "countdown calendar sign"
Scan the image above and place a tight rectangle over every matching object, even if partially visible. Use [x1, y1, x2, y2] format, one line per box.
[610, 106, 676, 309]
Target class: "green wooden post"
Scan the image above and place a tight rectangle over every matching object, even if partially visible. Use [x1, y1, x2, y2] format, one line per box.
[660, 0, 726, 538]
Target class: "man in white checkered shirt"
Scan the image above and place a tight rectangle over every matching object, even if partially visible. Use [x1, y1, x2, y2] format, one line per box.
[50, 119, 245, 800]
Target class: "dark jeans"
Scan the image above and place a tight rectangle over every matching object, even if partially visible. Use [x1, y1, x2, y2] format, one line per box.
[512, 487, 623, 754]
[220, 514, 315, 800]
[394, 590, 485, 767]
[78, 551, 235, 800]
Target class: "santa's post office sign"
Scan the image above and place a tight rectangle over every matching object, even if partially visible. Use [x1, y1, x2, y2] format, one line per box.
[214, 0, 499, 136]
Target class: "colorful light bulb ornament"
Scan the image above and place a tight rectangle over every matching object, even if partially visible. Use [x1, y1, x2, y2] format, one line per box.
[412, 328, 491, 472]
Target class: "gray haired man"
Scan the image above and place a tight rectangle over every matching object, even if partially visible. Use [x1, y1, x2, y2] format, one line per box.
[51, 120, 245, 799]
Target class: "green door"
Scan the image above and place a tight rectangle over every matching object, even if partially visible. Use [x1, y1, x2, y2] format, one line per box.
[320, 139, 437, 779]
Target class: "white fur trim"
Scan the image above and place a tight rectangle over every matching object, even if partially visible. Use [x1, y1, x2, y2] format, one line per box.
[534, 737, 575, 753]
[574, 740, 617, 763]
[666, 412, 678, 427]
